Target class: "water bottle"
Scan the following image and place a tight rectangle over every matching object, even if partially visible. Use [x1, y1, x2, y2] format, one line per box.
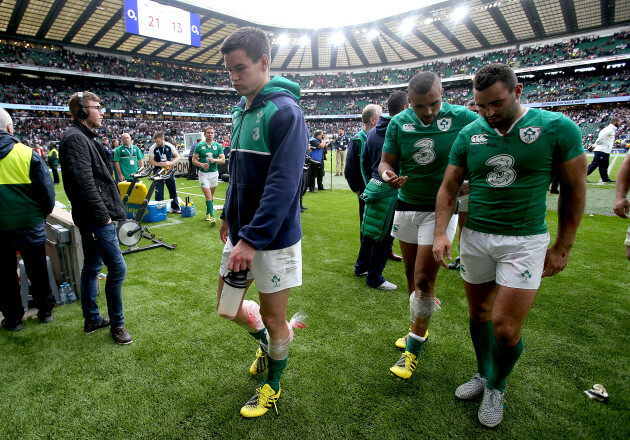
[58, 283, 68, 305]
[217, 269, 249, 320]
[66, 283, 77, 303]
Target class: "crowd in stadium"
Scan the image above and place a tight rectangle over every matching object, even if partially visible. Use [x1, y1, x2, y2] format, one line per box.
[2, 30, 629, 89]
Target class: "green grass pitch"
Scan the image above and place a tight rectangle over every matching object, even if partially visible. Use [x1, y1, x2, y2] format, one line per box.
[1, 164, 629, 439]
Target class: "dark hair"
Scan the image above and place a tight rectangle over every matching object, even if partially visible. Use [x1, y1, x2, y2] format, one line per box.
[220, 27, 270, 63]
[408, 72, 440, 95]
[473, 63, 518, 92]
[313, 130, 323, 137]
[387, 91, 408, 116]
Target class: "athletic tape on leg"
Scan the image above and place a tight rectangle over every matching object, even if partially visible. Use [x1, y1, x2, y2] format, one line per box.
[235, 300, 265, 333]
[268, 312, 308, 360]
[409, 291, 441, 324]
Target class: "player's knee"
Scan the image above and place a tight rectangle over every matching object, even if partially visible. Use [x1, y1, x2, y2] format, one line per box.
[492, 320, 520, 346]
[414, 275, 435, 294]
[261, 314, 288, 336]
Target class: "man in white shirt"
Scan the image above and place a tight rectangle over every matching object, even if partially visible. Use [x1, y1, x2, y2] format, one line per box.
[587, 117, 621, 183]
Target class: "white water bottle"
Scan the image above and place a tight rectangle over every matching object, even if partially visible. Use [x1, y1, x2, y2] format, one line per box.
[217, 269, 249, 320]
[59, 283, 68, 305]
[66, 283, 77, 303]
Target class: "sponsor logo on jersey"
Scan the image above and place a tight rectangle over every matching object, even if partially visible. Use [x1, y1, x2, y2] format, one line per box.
[402, 123, 416, 132]
[437, 117, 452, 132]
[253, 127, 260, 141]
[256, 109, 264, 123]
[413, 138, 436, 165]
[212, 145, 217, 150]
[519, 126, 541, 144]
[470, 134, 488, 145]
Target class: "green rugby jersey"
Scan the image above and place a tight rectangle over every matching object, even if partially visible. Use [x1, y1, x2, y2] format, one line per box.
[449, 107, 584, 236]
[382, 103, 478, 207]
[194, 141, 224, 173]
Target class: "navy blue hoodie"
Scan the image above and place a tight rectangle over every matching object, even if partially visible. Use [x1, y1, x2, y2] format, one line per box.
[224, 76, 308, 250]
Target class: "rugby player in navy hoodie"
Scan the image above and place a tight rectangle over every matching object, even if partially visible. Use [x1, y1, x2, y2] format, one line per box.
[216, 27, 308, 418]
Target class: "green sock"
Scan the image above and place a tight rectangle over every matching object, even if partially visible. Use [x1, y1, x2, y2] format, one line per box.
[250, 329, 268, 350]
[470, 319, 495, 379]
[263, 356, 288, 393]
[206, 200, 214, 216]
[489, 337, 523, 392]
[405, 332, 424, 357]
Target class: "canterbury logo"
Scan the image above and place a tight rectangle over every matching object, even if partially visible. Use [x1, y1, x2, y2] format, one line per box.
[402, 123, 416, 132]
[470, 134, 488, 144]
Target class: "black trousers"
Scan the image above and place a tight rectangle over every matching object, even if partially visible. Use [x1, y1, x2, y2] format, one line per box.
[587, 151, 611, 181]
[51, 166, 60, 184]
[155, 175, 180, 211]
[308, 161, 324, 190]
[0, 243, 55, 324]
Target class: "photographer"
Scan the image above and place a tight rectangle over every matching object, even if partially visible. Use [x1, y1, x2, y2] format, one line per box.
[307, 130, 326, 192]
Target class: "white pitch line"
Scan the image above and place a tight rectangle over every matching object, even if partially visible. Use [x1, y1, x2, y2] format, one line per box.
[148, 218, 183, 229]
[607, 155, 619, 175]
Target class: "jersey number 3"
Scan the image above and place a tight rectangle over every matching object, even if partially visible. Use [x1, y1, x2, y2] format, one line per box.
[486, 154, 516, 187]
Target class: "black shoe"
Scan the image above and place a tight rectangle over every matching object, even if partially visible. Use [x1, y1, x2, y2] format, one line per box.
[37, 311, 54, 323]
[172, 209, 182, 214]
[308, 189, 317, 193]
[1, 318, 24, 331]
[84, 317, 110, 334]
[448, 257, 461, 270]
[300, 206, 307, 212]
[355, 270, 368, 277]
[549, 189, 559, 194]
[603, 180, 616, 183]
[111, 326, 133, 345]
[318, 187, 326, 191]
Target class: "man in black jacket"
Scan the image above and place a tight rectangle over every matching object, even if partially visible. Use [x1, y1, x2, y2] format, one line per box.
[0, 108, 56, 331]
[59, 91, 132, 345]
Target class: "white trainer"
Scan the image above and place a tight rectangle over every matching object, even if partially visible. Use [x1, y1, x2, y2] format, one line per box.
[377, 281, 397, 291]
[478, 386, 505, 428]
[455, 373, 487, 400]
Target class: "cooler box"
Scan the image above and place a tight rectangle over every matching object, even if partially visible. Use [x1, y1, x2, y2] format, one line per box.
[126, 201, 167, 223]
[181, 203, 196, 218]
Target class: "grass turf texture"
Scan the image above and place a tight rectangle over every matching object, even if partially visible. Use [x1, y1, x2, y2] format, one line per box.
[1, 168, 629, 439]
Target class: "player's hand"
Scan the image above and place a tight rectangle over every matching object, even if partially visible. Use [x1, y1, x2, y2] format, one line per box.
[432, 234, 452, 267]
[219, 219, 229, 244]
[228, 239, 256, 272]
[613, 197, 629, 218]
[542, 244, 570, 277]
[383, 170, 407, 189]
[203, 163, 209, 170]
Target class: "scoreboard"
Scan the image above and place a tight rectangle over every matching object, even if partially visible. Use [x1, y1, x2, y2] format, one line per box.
[124, 0, 201, 47]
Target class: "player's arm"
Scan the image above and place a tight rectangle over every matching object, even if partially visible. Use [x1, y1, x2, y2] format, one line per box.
[378, 151, 407, 189]
[192, 153, 206, 169]
[114, 161, 123, 180]
[148, 146, 160, 167]
[543, 153, 587, 277]
[433, 164, 466, 267]
[614, 154, 630, 218]
[214, 153, 226, 165]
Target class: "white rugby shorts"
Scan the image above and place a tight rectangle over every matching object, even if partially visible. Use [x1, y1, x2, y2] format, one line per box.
[199, 171, 219, 188]
[219, 238, 302, 294]
[459, 227, 550, 290]
[391, 211, 458, 245]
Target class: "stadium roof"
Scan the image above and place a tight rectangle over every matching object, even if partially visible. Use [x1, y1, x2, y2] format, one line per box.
[0, 0, 629, 72]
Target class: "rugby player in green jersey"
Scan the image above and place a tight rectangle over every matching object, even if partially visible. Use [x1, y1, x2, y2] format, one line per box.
[192, 126, 225, 224]
[378, 72, 478, 380]
[433, 63, 587, 428]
